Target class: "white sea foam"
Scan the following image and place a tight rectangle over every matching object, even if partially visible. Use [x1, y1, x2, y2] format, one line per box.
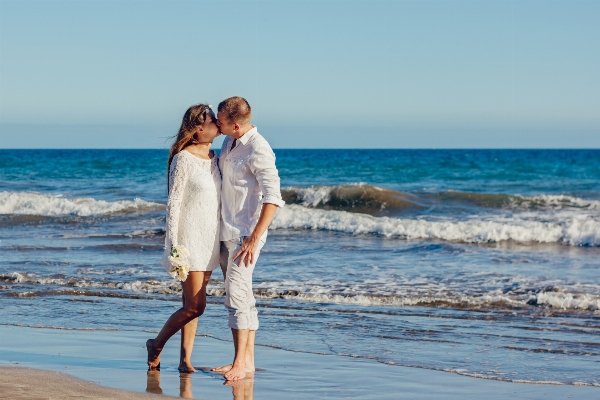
[0, 191, 164, 216]
[519, 194, 600, 210]
[5, 272, 600, 312]
[274, 291, 600, 312]
[2, 272, 223, 297]
[272, 205, 600, 246]
[536, 292, 600, 311]
[290, 185, 336, 207]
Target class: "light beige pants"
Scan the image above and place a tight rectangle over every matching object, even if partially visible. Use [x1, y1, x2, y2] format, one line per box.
[219, 237, 265, 331]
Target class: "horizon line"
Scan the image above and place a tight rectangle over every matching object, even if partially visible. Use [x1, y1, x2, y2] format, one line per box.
[1, 148, 599, 151]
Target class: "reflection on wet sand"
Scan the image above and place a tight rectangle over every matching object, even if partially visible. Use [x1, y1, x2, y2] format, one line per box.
[146, 370, 162, 395]
[225, 378, 254, 400]
[146, 370, 255, 399]
[179, 373, 193, 399]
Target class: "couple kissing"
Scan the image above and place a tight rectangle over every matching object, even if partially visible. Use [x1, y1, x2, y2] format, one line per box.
[146, 96, 284, 381]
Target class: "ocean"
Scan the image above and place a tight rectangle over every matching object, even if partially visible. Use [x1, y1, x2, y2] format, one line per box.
[1, 149, 599, 386]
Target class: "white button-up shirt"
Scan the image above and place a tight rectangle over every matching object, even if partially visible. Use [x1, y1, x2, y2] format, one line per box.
[218, 127, 285, 241]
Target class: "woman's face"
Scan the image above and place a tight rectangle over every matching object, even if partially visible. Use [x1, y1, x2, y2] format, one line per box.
[198, 111, 220, 141]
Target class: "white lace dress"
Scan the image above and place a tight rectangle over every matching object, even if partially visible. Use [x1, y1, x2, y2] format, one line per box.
[161, 150, 221, 273]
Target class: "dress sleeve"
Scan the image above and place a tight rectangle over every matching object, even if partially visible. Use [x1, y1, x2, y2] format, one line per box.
[166, 153, 188, 248]
[249, 144, 285, 208]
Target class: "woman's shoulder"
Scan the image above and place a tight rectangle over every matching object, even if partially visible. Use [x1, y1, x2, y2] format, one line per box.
[174, 149, 195, 162]
[170, 150, 192, 172]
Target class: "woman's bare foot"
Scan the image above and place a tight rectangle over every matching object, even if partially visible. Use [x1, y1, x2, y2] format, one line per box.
[146, 339, 161, 370]
[178, 362, 196, 373]
[211, 364, 233, 373]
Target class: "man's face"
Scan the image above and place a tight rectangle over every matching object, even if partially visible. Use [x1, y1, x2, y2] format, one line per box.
[216, 111, 236, 136]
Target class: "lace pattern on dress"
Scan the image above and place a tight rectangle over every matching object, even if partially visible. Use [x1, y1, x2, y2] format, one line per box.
[162, 150, 221, 272]
[166, 152, 188, 248]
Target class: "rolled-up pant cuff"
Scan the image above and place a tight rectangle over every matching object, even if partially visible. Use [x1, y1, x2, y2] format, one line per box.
[227, 312, 259, 331]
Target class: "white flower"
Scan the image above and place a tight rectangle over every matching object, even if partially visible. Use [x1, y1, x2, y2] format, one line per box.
[168, 245, 190, 282]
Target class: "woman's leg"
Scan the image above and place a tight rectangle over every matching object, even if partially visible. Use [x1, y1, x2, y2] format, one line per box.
[179, 292, 198, 372]
[179, 272, 212, 372]
[147, 271, 212, 370]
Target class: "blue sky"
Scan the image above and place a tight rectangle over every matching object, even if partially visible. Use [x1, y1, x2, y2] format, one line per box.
[0, 0, 598, 148]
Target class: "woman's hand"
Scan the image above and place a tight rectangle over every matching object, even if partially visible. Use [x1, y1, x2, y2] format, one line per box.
[232, 235, 260, 268]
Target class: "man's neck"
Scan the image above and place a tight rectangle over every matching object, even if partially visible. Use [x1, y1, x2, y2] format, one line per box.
[231, 124, 254, 140]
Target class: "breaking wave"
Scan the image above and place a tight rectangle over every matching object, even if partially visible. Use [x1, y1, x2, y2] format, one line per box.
[272, 205, 600, 246]
[0, 191, 164, 216]
[282, 184, 600, 215]
[282, 184, 423, 215]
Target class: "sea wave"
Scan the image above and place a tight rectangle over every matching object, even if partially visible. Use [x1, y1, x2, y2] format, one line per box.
[0, 191, 164, 216]
[281, 184, 600, 215]
[281, 184, 423, 215]
[4, 272, 599, 313]
[272, 205, 600, 246]
[1, 272, 183, 296]
[61, 229, 166, 239]
[258, 290, 600, 312]
[436, 191, 600, 211]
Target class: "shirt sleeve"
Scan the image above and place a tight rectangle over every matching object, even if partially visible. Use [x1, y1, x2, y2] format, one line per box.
[166, 153, 188, 247]
[249, 143, 285, 208]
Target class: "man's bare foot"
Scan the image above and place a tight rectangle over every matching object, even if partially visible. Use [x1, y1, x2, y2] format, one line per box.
[178, 362, 196, 373]
[224, 364, 255, 381]
[146, 339, 161, 370]
[213, 363, 255, 373]
[211, 364, 233, 373]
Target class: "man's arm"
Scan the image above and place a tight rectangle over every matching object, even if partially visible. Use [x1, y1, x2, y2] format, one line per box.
[233, 203, 278, 267]
[233, 143, 284, 267]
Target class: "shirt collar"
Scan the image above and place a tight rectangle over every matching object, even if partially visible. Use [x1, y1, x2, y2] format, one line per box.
[237, 126, 257, 146]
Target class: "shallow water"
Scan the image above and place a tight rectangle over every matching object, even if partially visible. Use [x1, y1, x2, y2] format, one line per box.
[1, 149, 599, 386]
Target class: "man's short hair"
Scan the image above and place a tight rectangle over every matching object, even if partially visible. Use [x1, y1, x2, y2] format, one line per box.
[218, 96, 252, 124]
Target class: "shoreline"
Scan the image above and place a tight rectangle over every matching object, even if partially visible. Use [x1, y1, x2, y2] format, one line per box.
[1, 325, 598, 399]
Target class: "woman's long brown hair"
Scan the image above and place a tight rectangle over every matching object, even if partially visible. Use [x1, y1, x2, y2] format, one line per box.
[167, 104, 212, 192]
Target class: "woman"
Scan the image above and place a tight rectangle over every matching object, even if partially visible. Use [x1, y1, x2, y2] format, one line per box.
[147, 104, 221, 372]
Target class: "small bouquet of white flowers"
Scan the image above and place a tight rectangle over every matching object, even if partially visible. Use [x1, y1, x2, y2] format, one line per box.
[168, 245, 190, 281]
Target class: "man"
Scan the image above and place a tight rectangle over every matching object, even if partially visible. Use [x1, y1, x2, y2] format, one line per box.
[212, 96, 285, 381]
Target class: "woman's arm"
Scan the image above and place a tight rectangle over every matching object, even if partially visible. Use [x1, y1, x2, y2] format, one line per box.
[166, 153, 188, 248]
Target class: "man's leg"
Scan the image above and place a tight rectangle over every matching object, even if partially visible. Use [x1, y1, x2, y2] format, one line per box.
[215, 329, 255, 375]
[245, 330, 256, 370]
[226, 328, 250, 380]
[212, 242, 235, 373]
[213, 238, 263, 380]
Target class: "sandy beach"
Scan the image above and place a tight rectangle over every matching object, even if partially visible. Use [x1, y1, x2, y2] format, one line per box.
[0, 366, 178, 399]
[0, 325, 597, 399]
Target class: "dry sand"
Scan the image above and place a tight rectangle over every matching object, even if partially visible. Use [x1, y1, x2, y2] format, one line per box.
[0, 366, 176, 400]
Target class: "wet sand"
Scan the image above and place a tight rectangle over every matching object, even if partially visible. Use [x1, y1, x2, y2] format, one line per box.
[0, 325, 597, 399]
